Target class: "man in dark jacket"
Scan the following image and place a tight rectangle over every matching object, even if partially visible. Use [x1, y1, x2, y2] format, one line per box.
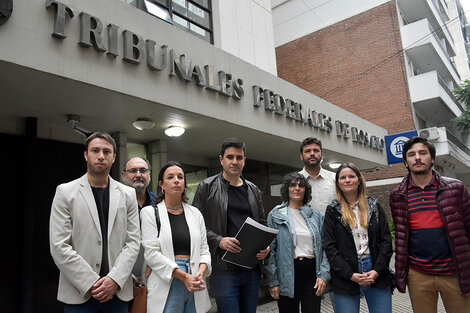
[192, 137, 269, 313]
[390, 136, 470, 313]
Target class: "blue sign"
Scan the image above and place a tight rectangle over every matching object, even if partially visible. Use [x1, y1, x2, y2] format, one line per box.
[385, 130, 418, 164]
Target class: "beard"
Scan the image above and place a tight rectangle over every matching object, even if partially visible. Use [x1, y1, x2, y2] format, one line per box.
[87, 163, 111, 176]
[133, 182, 147, 193]
[411, 169, 429, 175]
[303, 157, 320, 169]
[409, 162, 433, 175]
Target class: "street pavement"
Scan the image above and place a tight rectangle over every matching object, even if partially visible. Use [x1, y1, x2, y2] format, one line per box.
[209, 254, 446, 312]
[255, 289, 446, 313]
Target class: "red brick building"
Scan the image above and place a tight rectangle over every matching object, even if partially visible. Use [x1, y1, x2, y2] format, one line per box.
[273, 0, 470, 212]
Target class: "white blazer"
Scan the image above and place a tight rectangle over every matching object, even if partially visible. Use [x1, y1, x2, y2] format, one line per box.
[49, 174, 140, 304]
[141, 201, 212, 313]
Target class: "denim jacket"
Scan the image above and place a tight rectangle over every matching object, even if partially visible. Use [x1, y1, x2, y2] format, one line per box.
[264, 202, 330, 298]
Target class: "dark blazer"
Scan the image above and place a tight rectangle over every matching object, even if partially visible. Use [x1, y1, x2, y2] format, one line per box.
[323, 197, 393, 295]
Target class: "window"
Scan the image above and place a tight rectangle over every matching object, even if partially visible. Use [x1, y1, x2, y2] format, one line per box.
[129, 0, 213, 43]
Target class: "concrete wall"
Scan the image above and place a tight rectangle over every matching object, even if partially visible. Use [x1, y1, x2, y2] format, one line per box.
[214, 0, 278, 75]
[271, 0, 389, 46]
[0, 0, 389, 168]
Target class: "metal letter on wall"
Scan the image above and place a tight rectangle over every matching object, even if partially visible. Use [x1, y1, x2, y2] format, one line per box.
[232, 78, 244, 100]
[263, 89, 275, 111]
[285, 99, 296, 119]
[123, 30, 145, 64]
[169, 50, 191, 82]
[273, 94, 285, 115]
[205, 65, 220, 92]
[191, 64, 206, 87]
[218, 71, 232, 97]
[146, 40, 167, 71]
[107, 23, 119, 57]
[253, 85, 264, 107]
[46, 0, 74, 39]
[79, 12, 106, 52]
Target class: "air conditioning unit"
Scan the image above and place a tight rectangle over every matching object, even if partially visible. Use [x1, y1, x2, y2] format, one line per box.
[418, 127, 440, 140]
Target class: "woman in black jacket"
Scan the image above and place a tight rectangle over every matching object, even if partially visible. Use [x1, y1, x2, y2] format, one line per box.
[323, 163, 392, 313]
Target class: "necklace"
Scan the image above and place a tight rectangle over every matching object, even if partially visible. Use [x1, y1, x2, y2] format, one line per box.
[167, 204, 183, 211]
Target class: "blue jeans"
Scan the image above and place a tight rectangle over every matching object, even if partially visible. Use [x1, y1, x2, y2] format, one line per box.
[163, 258, 196, 313]
[334, 256, 392, 313]
[64, 296, 128, 313]
[210, 268, 260, 313]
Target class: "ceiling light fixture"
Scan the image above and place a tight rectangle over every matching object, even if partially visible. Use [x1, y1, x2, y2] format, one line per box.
[328, 162, 342, 170]
[133, 118, 155, 130]
[164, 125, 185, 137]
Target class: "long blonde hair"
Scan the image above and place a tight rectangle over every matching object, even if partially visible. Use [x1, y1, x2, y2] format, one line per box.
[335, 163, 368, 229]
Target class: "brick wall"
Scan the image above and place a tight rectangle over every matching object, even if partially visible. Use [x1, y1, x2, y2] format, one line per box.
[363, 163, 408, 181]
[367, 183, 400, 218]
[276, 1, 414, 134]
[276, 1, 414, 179]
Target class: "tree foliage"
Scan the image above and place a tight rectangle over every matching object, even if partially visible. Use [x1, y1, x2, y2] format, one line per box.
[453, 79, 470, 133]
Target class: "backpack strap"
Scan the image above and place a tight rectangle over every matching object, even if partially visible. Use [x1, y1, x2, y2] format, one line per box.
[152, 203, 161, 238]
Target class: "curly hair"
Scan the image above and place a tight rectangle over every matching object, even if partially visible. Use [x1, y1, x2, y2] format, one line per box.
[300, 137, 322, 154]
[280, 172, 312, 205]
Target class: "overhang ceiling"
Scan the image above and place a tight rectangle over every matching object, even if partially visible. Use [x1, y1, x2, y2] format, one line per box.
[0, 60, 385, 171]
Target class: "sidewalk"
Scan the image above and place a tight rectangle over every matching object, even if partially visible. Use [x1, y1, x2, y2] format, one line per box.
[256, 289, 446, 313]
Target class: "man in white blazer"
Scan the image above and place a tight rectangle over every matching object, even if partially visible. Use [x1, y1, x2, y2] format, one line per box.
[49, 132, 140, 312]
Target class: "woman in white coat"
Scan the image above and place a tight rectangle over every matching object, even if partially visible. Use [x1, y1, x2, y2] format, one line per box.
[141, 161, 212, 313]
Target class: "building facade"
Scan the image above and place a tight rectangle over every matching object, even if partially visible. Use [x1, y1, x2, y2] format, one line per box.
[273, 0, 470, 211]
[0, 0, 389, 311]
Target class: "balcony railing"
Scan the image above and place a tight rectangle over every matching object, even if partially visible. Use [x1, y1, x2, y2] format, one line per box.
[437, 74, 465, 112]
[424, 21, 460, 80]
[446, 129, 470, 156]
[431, 0, 449, 23]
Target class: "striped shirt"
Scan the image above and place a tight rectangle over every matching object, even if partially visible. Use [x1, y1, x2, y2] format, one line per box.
[407, 175, 455, 275]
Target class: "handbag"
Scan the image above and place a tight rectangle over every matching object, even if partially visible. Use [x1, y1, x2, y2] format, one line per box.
[129, 205, 161, 313]
[129, 277, 147, 313]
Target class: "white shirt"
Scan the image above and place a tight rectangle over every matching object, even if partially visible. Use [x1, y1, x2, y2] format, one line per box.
[299, 167, 336, 215]
[291, 208, 315, 259]
[352, 205, 370, 257]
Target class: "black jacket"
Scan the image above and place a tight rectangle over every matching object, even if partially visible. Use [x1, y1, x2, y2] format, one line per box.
[322, 197, 393, 295]
[192, 172, 266, 271]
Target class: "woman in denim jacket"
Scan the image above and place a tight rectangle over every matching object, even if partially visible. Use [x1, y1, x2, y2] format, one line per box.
[265, 172, 330, 313]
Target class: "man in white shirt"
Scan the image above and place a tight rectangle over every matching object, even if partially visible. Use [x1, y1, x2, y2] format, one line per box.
[298, 137, 336, 215]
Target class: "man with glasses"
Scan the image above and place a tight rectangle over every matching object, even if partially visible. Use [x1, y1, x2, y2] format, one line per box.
[122, 157, 156, 210]
[122, 157, 157, 284]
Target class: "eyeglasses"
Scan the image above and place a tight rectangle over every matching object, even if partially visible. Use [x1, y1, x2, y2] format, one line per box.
[289, 182, 305, 188]
[125, 168, 150, 174]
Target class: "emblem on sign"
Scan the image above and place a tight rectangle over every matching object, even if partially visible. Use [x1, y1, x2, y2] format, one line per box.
[0, 0, 13, 25]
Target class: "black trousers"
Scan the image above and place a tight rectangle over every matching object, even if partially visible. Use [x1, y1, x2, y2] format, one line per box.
[277, 258, 321, 313]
